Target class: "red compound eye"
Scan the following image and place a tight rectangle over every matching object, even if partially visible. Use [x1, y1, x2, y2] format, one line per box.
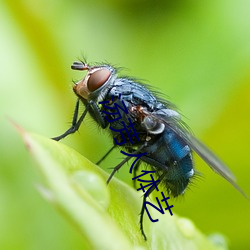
[87, 68, 111, 92]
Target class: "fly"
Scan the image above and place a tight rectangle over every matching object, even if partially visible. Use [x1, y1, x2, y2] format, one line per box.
[52, 60, 247, 239]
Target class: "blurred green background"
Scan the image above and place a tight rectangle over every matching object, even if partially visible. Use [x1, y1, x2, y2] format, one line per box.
[1, 0, 250, 249]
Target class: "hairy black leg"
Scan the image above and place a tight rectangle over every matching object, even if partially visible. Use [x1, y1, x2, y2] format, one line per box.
[139, 173, 165, 240]
[141, 155, 169, 172]
[52, 100, 89, 141]
[88, 100, 107, 129]
[140, 195, 147, 240]
[96, 145, 116, 165]
[106, 144, 147, 184]
[106, 155, 132, 184]
[133, 161, 141, 188]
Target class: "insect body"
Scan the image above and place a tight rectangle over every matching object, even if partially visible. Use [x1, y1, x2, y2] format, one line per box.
[52, 60, 245, 239]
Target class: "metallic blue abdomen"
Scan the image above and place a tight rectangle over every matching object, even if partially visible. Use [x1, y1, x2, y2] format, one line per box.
[142, 128, 194, 197]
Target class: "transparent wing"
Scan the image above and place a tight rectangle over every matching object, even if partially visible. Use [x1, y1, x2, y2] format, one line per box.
[149, 110, 247, 198]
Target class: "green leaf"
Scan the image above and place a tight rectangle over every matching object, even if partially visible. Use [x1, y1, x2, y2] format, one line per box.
[19, 127, 226, 250]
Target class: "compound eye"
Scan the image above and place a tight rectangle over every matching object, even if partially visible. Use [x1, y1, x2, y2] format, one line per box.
[87, 68, 111, 92]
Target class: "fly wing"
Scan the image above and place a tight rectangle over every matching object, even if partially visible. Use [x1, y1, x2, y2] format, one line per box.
[151, 110, 247, 198]
[170, 122, 247, 198]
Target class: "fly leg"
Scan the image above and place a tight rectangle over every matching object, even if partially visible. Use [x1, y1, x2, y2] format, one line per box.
[106, 155, 132, 184]
[136, 152, 169, 240]
[139, 173, 165, 240]
[133, 161, 141, 188]
[52, 99, 108, 141]
[88, 100, 107, 129]
[96, 145, 116, 165]
[140, 195, 147, 240]
[52, 99, 89, 141]
[106, 144, 146, 184]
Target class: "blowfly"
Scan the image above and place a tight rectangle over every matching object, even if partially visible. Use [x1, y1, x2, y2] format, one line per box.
[52, 60, 246, 239]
